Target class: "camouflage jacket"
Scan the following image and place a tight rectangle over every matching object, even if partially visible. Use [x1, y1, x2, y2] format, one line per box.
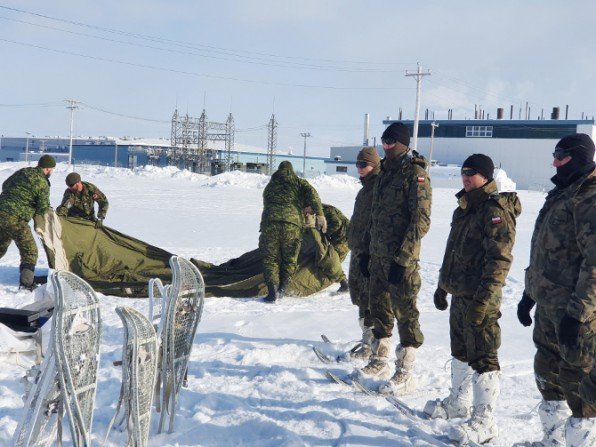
[323, 203, 350, 247]
[260, 165, 323, 230]
[347, 172, 378, 254]
[439, 181, 521, 308]
[525, 169, 595, 322]
[56, 181, 108, 220]
[0, 167, 50, 221]
[366, 150, 432, 266]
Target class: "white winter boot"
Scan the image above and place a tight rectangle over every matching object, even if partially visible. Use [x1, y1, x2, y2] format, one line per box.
[346, 319, 374, 361]
[378, 345, 417, 396]
[424, 358, 473, 419]
[565, 416, 596, 447]
[449, 370, 500, 445]
[527, 400, 571, 446]
[359, 337, 391, 379]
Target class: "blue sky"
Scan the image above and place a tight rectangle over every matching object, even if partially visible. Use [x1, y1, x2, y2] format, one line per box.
[1, 0, 595, 156]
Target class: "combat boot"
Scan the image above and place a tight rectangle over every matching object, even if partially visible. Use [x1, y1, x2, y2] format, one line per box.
[424, 358, 473, 419]
[345, 318, 373, 361]
[379, 344, 417, 396]
[565, 416, 596, 447]
[336, 279, 349, 294]
[264, 283, 278, 303]
[526, 400, 570, 446]
[359, 337, 391, 379]
[19, 263, 36, 291]
[449, 371, 500, 445]
[278, 279, 289, 300]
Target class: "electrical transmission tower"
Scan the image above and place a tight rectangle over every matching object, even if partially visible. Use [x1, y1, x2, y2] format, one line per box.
[266, 114, 278, 175]
[225, 113, 235, 171]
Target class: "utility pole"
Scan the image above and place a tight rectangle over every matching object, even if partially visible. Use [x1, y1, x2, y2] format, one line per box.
[65, 99, 79, 169]
[25, 132, 31, 166]
[405, 62, 431, 151]
[428, 122, 439, 174]
[300, 132, 311, 178]
[114, 140, 119, 167]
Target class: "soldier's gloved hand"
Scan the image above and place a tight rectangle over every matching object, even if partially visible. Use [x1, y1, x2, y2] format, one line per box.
[517, 292, 535, 327]
[315, 215, 327, 234]
[433, 287, 448, 311]
[358, 253, 370, 278]
[466, 301, 487, 326]
[94, 218, 103, 229]
[387, 262, 405, 285]
[558, 313, 581, 348]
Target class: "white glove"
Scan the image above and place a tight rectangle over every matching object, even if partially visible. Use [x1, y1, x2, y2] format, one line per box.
[315, 215, 327, 234]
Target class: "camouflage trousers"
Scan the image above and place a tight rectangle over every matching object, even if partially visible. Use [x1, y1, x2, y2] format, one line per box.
[259, 222, 303, 287]
[450, 295, 501, 374]
[348, 251, 372, 327]
[533, 304, 596, 418]
[0, 211, 38, 266]
[368, 255, 423, 348]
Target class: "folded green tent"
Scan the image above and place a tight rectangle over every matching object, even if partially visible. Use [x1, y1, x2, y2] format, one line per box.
[36, 210, 348, 298]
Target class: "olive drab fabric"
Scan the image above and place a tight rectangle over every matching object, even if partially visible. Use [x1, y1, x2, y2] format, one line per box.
[366, 150, 432, 343]
[320, 204, 350, 282]
[438, 180, 521, 373]
[37, 212, 346, 298]
[56, 181, 109, 220]
[0, 167, 50, 221]
[347, 171, 378, 323]
[525, 168, 596, 418]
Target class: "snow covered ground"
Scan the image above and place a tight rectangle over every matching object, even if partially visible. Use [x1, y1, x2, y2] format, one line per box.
[0, 162, 551, 446]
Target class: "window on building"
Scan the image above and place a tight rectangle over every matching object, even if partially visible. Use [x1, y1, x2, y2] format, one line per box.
[336, 166, 348, 173]
[465, 126, 493, 137]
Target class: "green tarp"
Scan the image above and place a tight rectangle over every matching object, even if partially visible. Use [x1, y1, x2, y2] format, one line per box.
[37, 213, 348, 298]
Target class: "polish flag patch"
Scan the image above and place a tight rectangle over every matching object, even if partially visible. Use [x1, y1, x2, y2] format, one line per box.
[417, 176, 425, 183]
[491, 216, 502, 224]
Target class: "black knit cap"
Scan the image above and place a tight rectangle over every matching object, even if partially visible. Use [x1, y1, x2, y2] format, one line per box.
[382, 122, 410, 147]
[65, 172, 81, 186]
[555, 133, 595, 165]
[462, 153, 494, 180]
[37, 154, 56, 168]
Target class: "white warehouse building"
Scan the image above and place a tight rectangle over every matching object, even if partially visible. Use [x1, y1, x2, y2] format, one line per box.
[327, 118, 596, 191]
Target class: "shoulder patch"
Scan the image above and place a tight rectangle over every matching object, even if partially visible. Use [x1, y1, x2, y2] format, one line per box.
[491, 216, 502, 225]
[92, 193, 99, 200]
[417, 176, 425, 184]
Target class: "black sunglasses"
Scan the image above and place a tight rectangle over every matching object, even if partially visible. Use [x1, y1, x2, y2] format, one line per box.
[381, 137, 397, 145]
[355, 161, 368, 168]
[552, 144, 584, 161]
[461, 168, 478, 177]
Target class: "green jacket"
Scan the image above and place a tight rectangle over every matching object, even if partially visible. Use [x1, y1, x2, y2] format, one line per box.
[323, 203, 349, 248]
[367, 150, 432, 266]
[525, 169, 595, 323]
[260, 162, 323, 230]
[0, 167, 50, 221]
[347, 172, 378, 254]
[56, 181, 109, 220]
[439, 181, 521, 311]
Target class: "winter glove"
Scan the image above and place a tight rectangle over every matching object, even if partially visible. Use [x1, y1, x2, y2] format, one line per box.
[433, 287, 448, 311]
[558, 313, 581, 348]
[466, 301, 487, 326]
[517, 292, 535, 327]
[358, 253, 370, 278]
[94, 218, 103, 229]
[315, 215, 327, 234]
[387, 262, 405, 285]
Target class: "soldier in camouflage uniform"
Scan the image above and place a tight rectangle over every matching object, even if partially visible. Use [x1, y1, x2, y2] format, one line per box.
[345, 147, 380, 360]
[322, 203, 350, 291]
[56, 172, 109, 227]
[358, 122, 432, 396]
[423, 154, 521, 445]
[517, 134, 595, 446]
[259, 161, 324, 302]
[0, 155, 55, 289]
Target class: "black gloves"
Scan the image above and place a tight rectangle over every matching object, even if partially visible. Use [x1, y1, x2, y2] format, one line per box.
[558, 314, 581, 348]
[517, 292, 536, 327]
[433, 288, 448, 311]
[358, 254, 370, 278]
[387, 262, 405, 285]
[94, 218, 104, 229]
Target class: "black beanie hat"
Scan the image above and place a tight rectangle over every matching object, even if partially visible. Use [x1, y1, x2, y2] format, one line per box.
[462, 153, 495, 180]
[555, 133, 595, 165]
[65, 172, 81, 186]
[382, 122, 410, 147]
[37, 154, 56, 168]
